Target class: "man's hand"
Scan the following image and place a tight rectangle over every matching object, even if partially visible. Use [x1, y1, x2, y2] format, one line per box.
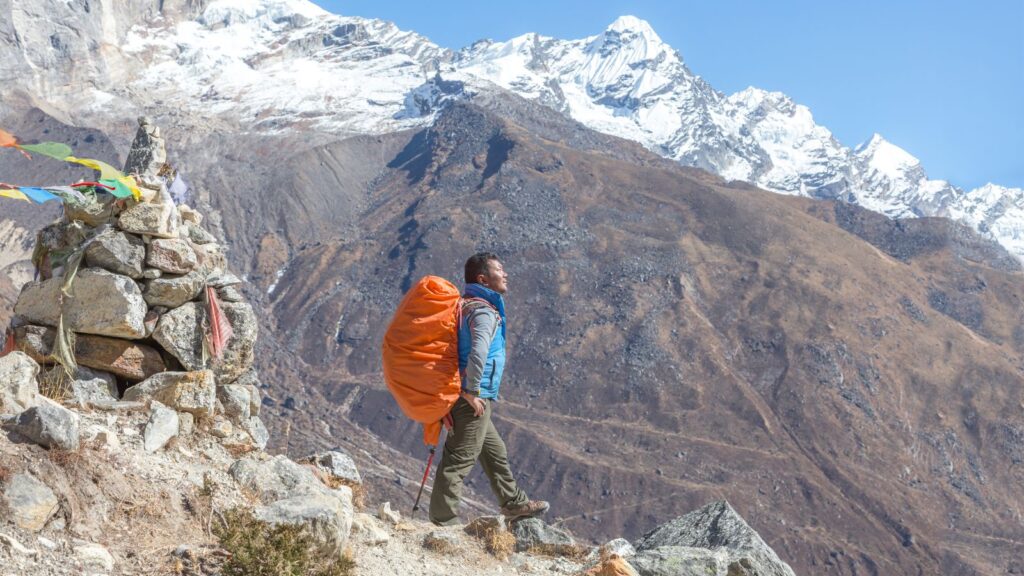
[461, 392, 486, 417]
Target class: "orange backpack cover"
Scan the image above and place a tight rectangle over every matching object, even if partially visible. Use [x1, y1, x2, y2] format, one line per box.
[382, 275, 463, 445]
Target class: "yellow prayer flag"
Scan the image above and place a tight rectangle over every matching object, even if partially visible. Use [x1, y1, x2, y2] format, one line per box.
[66, 156, 124, 181]
[0, 188, 30, 202]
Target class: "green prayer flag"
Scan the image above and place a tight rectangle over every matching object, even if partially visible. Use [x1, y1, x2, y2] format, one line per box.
[19, 142, 73, 161]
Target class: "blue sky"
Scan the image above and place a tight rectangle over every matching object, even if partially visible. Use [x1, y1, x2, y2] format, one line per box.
[315, 1, 1024, 190]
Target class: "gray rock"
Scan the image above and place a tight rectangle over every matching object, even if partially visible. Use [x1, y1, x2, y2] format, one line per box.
[210, 416, 233, 438]
[152, 303, 204, 370]
[7, 400, 80, 450]
[206, 271, 243, 288]
[143, 401, 179, 452]
[143, 268, 163, 279]
[229, 454, 332, 503]
[73, 541, 116, 572]
[40, 365, 119, 408]
[1, 472, 59, 532]
[15, 269, 148, 339]
[633, 501, 795, 576]
[217, 385, 251, 422]
[213, 301, 258, 383]
[218, 285, 246, 302]
[184, 222, 217, 245]
[254, 488, 353, 556]
[143, 269, 205, 308]
[245, 384, 262, 417]
[304, 450, 361, 485]
[378, 501, 401, 525]
[17, 326, 167, 382]
[147, 238, 198, 274]
[118, 201, 181, 239]
[123, 370, 216, 418]
[123, 116, 167, 178]
[84, 229, 145, 279]
[243, 416, 270, 450]
[0, 352, 40, 413]
[178, 412, 195, 436]
[193, 242, 228, 274]
[510, 517, 576, 553]
[628, 546, 731, 576]
[603, 538, 637, 559]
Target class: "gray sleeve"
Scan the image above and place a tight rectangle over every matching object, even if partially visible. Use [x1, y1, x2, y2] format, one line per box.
[463, 307, 498, 394]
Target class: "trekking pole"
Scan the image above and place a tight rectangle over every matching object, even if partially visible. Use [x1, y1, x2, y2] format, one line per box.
[411, 445, 436, 513]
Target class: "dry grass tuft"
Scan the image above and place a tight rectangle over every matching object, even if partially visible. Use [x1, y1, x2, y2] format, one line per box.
[484, 530, 516, 560]
[214, 508, 356, 576]
[423, 534, 457, 554]
[48, 447, 87, 469]
[37, 368, 73, 402]
[528, 542, 591, 560]
[0, 463, 11, 484]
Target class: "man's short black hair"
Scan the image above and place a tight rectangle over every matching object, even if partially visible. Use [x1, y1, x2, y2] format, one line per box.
[465, 252, 500, 284]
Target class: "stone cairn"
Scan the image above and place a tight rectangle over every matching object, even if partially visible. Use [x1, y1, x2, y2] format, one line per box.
[1, 117, 267, 452]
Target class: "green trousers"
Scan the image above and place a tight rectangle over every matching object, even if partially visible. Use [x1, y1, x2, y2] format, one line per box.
[428, 397, 528, 525]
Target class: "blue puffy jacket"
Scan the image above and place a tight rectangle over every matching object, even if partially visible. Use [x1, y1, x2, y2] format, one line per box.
[457, 283, 506, 400]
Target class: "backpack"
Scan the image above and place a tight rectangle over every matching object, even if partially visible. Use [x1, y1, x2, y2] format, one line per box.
[381, 275, 463, 445]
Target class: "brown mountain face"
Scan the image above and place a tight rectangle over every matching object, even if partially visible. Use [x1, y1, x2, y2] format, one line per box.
[3, 99, 1023, 575]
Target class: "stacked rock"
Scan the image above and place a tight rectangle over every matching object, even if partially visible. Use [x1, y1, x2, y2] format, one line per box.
[3, 117, 268, 451]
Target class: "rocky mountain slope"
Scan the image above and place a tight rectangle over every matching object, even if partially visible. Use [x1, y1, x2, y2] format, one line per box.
[0, 130, 799, 576]
[1, 0, 1020, 259]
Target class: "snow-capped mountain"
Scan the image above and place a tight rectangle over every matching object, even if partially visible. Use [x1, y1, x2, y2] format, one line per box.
[1, 0, 1020, 258]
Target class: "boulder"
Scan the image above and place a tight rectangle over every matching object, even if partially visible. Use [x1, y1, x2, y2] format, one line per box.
[213, 301, 258, 383]
[0, 352, 40, 413]
[16, 326, 167, 382]
[15, 269, 148, 339]
[193, 242, 228, 274]
[118, 200, 180, 239]
[184, 222, 216, 245]
[510, 517, 576, 553]
[66, 369, 119, 407]
[7, 400, 80, 450]
[1, 472, 59, 532]
[255, 488, 353, 557]
[303, 450, 362, 486]
[123, 370, 216, 418]
[65, 197, 118, 227]
[242, 416, 269, 450]
[143, 269, 205, 308]
[143, 401, 179, 452]
[147, 238, 197, 274]
[218, 385, 251, 422]
[84, 229, 145, 279]
[632, 501, 796, 576]
[123, 116, 167, 178]
[218, 285, 246, 302]
[229, 454, 329, 503]
[151, 303, 204, 370]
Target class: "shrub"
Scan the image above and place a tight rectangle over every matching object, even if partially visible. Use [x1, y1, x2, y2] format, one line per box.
[214, 508, 355, 576]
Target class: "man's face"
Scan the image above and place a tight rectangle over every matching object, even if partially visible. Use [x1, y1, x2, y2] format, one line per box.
[479, 259, 509, 294]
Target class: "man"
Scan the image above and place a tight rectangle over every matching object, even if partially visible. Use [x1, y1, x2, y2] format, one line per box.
[429, 252, 550, 525]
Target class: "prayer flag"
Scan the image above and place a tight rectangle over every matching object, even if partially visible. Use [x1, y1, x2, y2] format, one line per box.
[0, 188, 30, 202]
[19, 142, 73, 161]
[19, 187, 61, 204]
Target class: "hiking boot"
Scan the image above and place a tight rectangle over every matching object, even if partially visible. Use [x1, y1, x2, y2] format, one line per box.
[500, 500, 550, 520]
